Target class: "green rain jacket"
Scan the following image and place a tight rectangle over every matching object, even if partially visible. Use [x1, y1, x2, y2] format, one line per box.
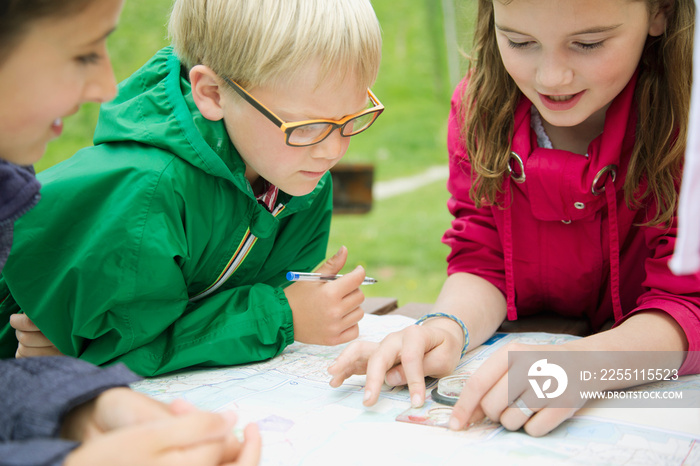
[0, 48, 332, 376]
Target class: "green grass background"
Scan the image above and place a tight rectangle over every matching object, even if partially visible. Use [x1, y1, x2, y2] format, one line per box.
[38, 0, 477, 306]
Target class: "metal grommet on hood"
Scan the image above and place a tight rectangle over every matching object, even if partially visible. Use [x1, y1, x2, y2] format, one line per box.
[592, 165, 617, 196]
[508, 152, 526, 183]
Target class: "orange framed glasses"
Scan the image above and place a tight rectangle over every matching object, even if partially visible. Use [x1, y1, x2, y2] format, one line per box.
[223, 77, 384, 147]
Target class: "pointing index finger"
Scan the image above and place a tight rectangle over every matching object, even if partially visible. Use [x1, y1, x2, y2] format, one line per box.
[361, 332, 407, 406]
[450, 345, 510, 430]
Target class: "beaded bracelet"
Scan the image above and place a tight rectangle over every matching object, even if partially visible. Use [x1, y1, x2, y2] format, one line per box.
[415, 312, 470, 359]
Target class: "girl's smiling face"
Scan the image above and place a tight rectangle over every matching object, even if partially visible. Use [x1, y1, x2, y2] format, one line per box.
[0, 0, 124, 166]
[493, 0, 667, 135]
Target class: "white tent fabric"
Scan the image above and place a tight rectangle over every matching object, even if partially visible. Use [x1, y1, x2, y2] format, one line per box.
[669, 4, 700, 275]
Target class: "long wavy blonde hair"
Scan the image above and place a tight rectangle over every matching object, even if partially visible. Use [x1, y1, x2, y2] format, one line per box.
[463, 0, 694, 227]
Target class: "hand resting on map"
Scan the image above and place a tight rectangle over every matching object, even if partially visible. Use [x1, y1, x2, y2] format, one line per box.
[61, 387, 261, 466]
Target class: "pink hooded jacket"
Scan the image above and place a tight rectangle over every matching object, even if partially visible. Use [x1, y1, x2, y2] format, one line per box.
[443, 75, 700, 374]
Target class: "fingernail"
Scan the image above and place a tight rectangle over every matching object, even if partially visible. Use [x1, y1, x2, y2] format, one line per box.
[411, 394, 423, 408]
[448, 417, 461, 431]
[363, 390, 373, 404]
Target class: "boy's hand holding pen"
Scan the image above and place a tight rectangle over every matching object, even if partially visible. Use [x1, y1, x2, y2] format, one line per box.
[283, 246, 367, 346]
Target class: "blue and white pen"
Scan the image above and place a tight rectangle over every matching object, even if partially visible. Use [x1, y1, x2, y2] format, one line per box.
[286, 271, 377, 285]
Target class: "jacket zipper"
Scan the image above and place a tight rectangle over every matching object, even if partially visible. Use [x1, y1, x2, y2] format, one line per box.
[189, 204, 286, 302]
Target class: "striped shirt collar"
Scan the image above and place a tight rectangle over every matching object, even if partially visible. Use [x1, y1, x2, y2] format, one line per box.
[256, 180, 279, 212]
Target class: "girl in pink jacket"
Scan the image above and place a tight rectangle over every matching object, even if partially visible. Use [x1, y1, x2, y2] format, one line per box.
[329, 0, 699, 436]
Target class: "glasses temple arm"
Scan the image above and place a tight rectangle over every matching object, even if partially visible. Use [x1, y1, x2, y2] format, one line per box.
[222, 77, 285, 129]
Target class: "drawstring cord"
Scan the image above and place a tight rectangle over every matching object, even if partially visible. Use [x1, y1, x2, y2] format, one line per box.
[503, 175, 518, 320]
[604, 176, 624, 321]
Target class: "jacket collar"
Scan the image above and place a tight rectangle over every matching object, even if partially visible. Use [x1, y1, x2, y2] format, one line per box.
[509, 72, 638, 222]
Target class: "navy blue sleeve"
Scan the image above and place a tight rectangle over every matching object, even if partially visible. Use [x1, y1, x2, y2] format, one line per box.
[0, 357, 140, 466]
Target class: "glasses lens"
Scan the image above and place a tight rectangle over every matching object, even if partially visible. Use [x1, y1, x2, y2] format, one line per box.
[341, 111, 380, 136]
[288, 123, 334, 146]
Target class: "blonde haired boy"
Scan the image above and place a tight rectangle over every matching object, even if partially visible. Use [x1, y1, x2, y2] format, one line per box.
[0, 0, 383, 377]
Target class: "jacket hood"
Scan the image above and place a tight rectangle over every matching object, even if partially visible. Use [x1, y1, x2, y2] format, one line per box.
[93, 47, 252, 196]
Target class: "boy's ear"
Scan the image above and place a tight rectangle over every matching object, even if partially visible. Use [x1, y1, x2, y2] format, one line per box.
[648, 0, 673, 37]
[190, 65, 225, 121]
